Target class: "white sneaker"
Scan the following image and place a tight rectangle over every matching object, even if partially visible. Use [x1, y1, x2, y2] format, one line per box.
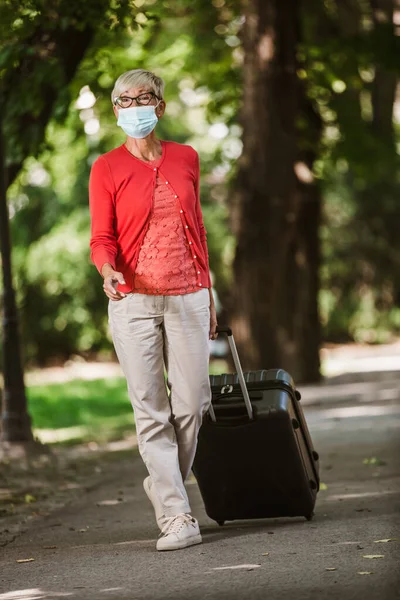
[143, 476, 167, 530]
[156, 513, 202, 552]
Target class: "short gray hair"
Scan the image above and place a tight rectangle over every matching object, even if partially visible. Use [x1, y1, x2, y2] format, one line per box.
[111, 69, 165, 104]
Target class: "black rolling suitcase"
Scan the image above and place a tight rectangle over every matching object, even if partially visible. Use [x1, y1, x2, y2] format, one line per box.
[192, 326, 320, 525]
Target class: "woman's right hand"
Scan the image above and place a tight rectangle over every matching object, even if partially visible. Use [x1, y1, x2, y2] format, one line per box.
[101, 264, 127, 301]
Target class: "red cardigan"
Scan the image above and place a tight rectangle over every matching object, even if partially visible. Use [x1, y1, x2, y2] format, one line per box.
[89, 141, 211, 294]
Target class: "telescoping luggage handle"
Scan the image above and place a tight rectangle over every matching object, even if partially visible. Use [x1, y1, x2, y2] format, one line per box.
[208, 326, 254, 422]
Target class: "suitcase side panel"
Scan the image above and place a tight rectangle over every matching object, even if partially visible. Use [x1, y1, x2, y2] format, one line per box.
[193, 411, 316, 522]
[193, 386, 318, 523]
[209, 377, 320, 487]
[255, 388, 319, 495]
[291, 394, 320, 484]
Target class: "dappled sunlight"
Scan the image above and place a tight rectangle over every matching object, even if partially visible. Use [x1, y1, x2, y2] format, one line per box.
[104, 436, 138, 452]
[113, 539, 154, 546]
[208, 564, 261, 572]
[0, 591, 72, 600]
[321, 344, 400, 377]
[302, 380, 400, 404]
[34, 428, 137, 449]
[96, 499, 121, 506]
[310, 403, 400, 421]
[294, 161, 314, 184]
[0, 590, 124, 599]
[34, 425, 89, 444]
[327, 490, 398, 502]
[25, 362, 123, 387]
[258, 32, 274, 62]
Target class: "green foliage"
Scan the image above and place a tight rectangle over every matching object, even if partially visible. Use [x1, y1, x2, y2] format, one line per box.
[2, 0, 400, 370]
[303, 0, 400, 341]
[3, 0, 239, 365]
[0, 0, 133, 179]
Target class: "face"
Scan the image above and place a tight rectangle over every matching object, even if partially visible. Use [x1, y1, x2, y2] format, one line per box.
[113, 87, 166, 119]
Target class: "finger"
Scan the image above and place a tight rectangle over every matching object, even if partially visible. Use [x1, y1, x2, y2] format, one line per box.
[106, 292, 121, 301]
[106, 282, 126, 297]
[103, 285, 124, 300]
[114, 273, 126, 286]
[111, 282, 126, 298]
[106, 291, 124, 301]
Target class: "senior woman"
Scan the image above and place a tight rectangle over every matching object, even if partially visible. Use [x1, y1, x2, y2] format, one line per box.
[89, 69, 217, 552]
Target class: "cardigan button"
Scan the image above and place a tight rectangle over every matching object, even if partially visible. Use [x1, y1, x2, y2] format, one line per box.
[189, 241, 192, 245]
[193, 255, 197, 259]
[180, 210, 183, 213]
[153, 168, 157, 171]
[197, 271, 201, 274]
[185, 225, 189, 229]
[174, 195, 178, 198]
[198, 283, 202, 287]
[165, 181, 169, 184]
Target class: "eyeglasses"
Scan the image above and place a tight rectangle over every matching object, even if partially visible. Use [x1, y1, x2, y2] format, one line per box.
[114, 91, 160, 108]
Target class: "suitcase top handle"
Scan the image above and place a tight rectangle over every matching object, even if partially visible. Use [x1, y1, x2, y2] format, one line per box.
[216, 326, 232, 336]
[210, 326, 254, 422]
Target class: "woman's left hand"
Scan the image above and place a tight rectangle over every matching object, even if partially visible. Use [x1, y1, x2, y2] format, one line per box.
[209, 303, 218, 340]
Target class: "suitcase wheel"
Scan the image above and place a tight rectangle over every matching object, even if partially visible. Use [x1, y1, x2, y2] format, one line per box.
[305, 513, 314, 521]
[312, 450, 319, 461]
[295, 390, 301, 401]
[217, 521, 225, 527]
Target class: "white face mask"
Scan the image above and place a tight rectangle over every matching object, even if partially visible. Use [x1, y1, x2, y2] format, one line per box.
[117, 104, 159, 139]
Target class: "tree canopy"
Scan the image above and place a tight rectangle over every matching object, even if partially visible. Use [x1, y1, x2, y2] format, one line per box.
[1, 0, 400, 373]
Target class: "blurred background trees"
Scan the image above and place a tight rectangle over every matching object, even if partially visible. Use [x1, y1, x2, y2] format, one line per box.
[1, 0, 400, 385]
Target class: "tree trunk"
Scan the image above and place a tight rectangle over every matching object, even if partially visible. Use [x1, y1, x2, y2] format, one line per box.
[0, 9, 98, 438]
[358, 0, 400, 303]
[371, 0, 397, 141]
[0, 114, 33, 441]
[229, 0, 322, 382]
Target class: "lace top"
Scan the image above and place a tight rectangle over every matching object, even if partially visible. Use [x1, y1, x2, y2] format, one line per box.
[133, 160, 199, 295]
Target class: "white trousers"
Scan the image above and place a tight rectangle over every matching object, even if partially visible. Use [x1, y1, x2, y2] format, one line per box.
[108, 289, 211, 518]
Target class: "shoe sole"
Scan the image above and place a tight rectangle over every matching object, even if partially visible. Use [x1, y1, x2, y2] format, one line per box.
[156, 533, 202, 552]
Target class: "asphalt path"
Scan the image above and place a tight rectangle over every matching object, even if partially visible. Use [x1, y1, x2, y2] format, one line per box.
[1, 390, 399, 600]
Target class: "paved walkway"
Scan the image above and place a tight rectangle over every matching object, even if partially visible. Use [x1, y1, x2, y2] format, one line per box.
[18, 338, 400, 387]
[1, 379, 399, 599]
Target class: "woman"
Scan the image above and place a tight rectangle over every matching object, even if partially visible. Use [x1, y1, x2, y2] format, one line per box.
[89, 69, 217, 552]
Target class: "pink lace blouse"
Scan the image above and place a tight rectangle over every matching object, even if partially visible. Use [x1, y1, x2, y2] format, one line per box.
[132, 159, 199, 295]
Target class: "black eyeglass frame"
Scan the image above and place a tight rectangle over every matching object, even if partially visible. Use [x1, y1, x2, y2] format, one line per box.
[113, 91, 161, 108]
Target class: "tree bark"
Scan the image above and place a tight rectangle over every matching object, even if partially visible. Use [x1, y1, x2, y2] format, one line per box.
[370, 0, 397, 142]
[0, 114, 33, 441]
[359, 0, 400, 302]
[0, 9, 99, 438]
[229, 0, 322, 382]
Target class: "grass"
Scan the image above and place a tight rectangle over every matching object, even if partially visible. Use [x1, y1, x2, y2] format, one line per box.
[27, 359, 229, 445]
[27, 377, 134, 444]
[27, 377, 130, 430]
